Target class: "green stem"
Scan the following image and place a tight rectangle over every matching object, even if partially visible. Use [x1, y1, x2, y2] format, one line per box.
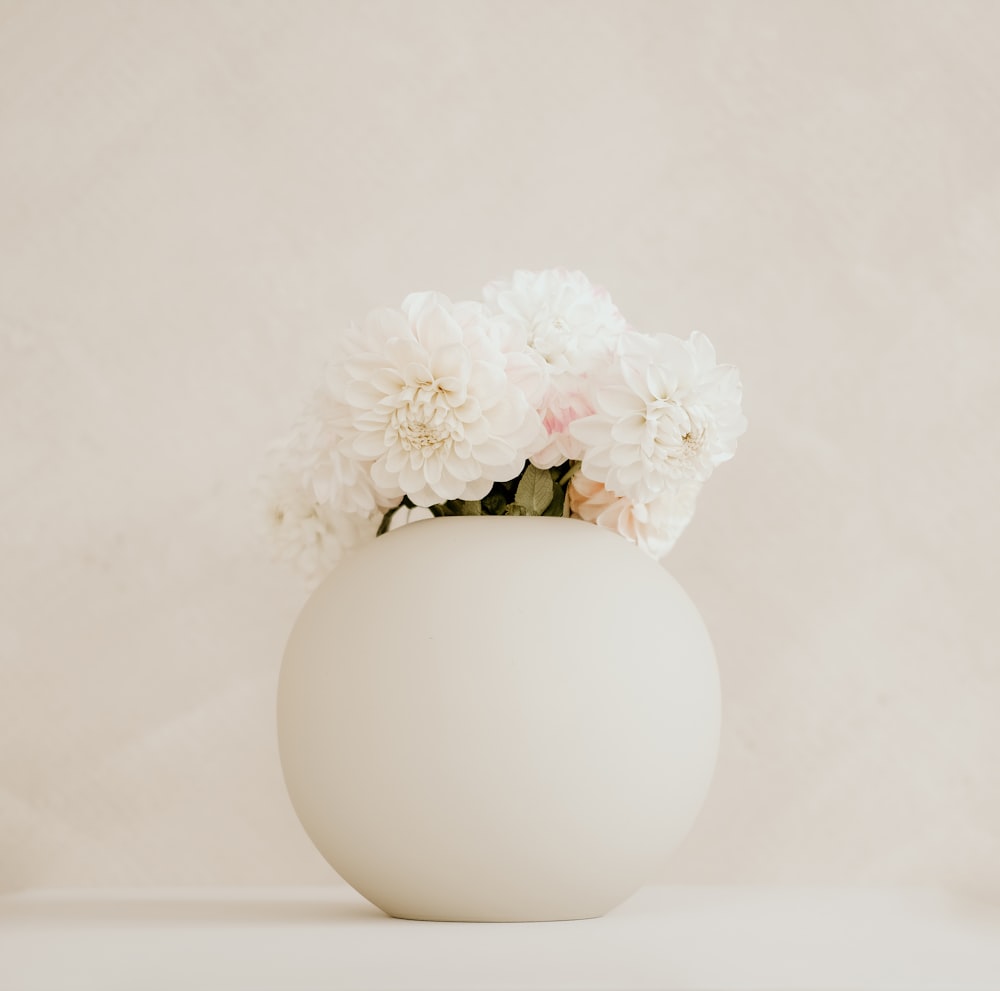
[558, 461, 581, 486]
[376, 495, 417, 536]
[376, 504, 401, 536]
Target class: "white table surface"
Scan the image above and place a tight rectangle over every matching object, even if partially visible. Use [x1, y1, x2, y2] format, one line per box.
[1, 884, 998, 991]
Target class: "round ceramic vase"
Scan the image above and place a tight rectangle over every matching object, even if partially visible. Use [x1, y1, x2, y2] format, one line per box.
[277, 515, 720, 922]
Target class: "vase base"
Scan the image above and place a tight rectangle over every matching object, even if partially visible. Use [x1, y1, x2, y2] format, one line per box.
[383, 909, 605, 924]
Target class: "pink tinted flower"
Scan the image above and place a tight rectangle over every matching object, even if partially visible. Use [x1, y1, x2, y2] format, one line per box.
[568, 473, 700, 560]
[483, 268, 625, 468]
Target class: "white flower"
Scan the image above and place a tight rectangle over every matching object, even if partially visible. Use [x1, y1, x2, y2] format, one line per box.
[531, 390, 596, 469]
[273, 389, 388, 516]
[568, 473, 700, 560]
[338, 292, 542, 507]
[263, 482, 381, 588]
[483, 269, 626, 468]
[259, 389, 394, 585]
[571, 331, 746, 503]
[386, 504, 435, 531]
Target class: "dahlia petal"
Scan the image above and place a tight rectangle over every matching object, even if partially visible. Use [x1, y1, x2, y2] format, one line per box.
[452, 437, 473, 459]
[422, 455, 443, 486]
[398, 462, 428, 494]
[453, 397, 482, 423]
[596, 386, 643, 417]
[345, 380, 384, 409]
[583, 447, 612, 472]
[645, 364, 677, 400]
[610, 443, 640, 467]
[619, 359, 650, 398]
[472, 438, 517, 466]
[614, 460, 646, 487]
[401, 291, 449, 323]
[370, 457, 401, 494]
[385, 336, 424, 369]
[416, 301, 464, 353]
[369, 367, 407, 395]
[353, 431, 389, 459]
[443, 457, 482, 483]
[467, 360, 506, 396]
[568, 415, 608, 446]
[429, 343, 471, 384]
[405, 484, 440, 508]
[402, 360, 430, 384]
[436, 377, 467, 404]
[461, 418, 489, 444]
[610, 414, 648, 444]
[458, 475, 495, 501]
[364, 307, 409, 342]
[688, 331, 717, 367]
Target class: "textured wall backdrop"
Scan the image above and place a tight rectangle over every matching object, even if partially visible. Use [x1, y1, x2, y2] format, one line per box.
[1, 0, 998, 893]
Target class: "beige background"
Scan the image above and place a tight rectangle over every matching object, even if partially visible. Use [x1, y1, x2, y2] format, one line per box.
[1, 0, 997, 894]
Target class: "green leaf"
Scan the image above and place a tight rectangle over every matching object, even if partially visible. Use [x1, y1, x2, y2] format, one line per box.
[514, 465, 554, 515]
[455, 499, 482, 516]
[542, 482, 566, 517]
[504, 503, 528, 516]
[482, 492, 507, 515]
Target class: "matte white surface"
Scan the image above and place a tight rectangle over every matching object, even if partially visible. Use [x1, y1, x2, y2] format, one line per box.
[1, 1, 999, 894]
[2, 885, 999, 991]
[279, 516, 719, 920]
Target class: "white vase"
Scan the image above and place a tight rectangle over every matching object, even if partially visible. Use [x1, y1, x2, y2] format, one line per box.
[277, 515, 720, 922]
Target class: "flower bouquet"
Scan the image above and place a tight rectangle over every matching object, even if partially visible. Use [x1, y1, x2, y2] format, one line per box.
[270, 269, 746, 921]
[263, 268, 746, 583]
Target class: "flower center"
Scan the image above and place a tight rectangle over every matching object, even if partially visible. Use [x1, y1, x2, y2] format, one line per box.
[392, 385, 455, 453]
[681, 429, 703, 454]
[529, 314, 571, 366]
[641, 401, 705, 475]
[397, 417, 448, 451]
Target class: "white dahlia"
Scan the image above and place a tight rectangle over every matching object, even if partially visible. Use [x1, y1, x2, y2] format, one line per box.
[571, 331, 747, 503]
[483, 268, 626, 468]
[568, 473, 700, 560]
[386, 504, 435, 531]
[271, 388, 387, 516]
[338, 292, 542, 507]
[259, 389, 392, 585]
[264, 484, 381, 588]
